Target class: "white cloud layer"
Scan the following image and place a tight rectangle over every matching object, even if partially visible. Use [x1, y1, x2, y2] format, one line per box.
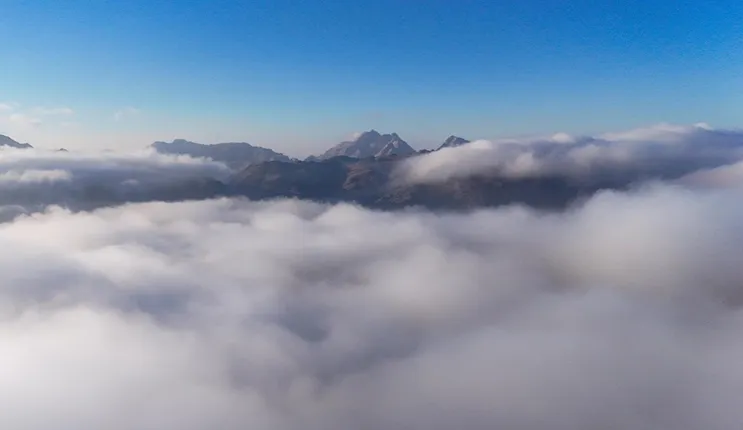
[400, 123, 743, 184]
[1, 180, 743, 428]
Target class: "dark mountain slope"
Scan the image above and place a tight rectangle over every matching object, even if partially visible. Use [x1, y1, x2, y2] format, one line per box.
[151, 139, 291, 169]
[0, 134, 33, 149]
[227, 155, 618, 210]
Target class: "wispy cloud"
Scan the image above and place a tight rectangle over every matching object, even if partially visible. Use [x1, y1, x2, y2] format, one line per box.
[0, 104, 74, 131]
[113, 107, 140, 121]
[8, 113, 42, 128]
[31, 106, 74, 116]
[58, 121, 79, 129]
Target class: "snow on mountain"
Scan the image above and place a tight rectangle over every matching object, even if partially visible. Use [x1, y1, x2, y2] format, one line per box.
[317, 130, 416, 160]
[438, 135, 470, 150]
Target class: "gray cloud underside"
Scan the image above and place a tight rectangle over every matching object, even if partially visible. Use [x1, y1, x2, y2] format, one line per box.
[2, 183, 743, 429]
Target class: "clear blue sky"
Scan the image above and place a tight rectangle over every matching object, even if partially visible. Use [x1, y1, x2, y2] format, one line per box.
[1, 0, 741, 155]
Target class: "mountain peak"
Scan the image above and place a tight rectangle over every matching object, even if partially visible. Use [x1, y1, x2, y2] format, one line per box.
[438, 135, 470, 150]
[319, 131, 416, 160]
[354, 130, 382, 142]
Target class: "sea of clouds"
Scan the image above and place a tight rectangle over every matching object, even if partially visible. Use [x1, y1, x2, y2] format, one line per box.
[2, 124, 743, 429]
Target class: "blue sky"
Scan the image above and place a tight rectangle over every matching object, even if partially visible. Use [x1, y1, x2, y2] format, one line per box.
[0, 0, 741, 155]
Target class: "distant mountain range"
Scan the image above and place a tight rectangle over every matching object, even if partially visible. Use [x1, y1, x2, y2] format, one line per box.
[140, 130, 705, 210]
[151, 139, 292, 169]
[0, 134, 33, 149]
[1, 131, 468, 164]
[149, 131, 471, 168]
[0, 131, 708, 212]
[0, 132, 614, 210]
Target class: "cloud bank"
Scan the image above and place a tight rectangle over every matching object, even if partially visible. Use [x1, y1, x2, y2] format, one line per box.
[1, 180, 743, 428]
[0, 148, 230, 215]
[400, 123, 743, 184]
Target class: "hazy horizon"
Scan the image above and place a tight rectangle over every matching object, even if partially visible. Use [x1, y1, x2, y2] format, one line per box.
[3, 121, 741, 159]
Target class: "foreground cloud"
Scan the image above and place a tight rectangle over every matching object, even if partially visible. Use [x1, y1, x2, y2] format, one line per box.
[2, 182, 743, 429]
[400, 123, 743, 184]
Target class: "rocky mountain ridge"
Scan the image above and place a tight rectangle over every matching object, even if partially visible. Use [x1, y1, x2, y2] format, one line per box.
[0, 134, 33, 149]
[312, 130, 417, 161]
[150, 139, 292, 169]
